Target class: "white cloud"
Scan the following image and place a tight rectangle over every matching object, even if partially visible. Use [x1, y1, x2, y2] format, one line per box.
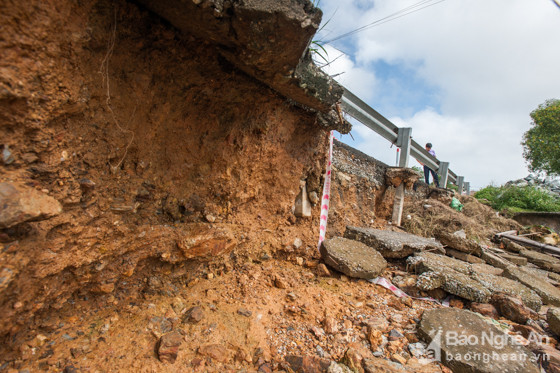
[319, 0, 560, 189]
[318, 45, 378, 102]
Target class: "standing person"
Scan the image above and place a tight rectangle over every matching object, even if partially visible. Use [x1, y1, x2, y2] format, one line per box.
[423, 143, 440, 187]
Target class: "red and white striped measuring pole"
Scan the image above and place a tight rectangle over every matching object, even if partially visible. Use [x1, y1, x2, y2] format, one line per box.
[317, 131, 334, 251]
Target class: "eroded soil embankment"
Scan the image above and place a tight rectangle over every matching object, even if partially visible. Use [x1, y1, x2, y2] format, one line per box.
[0, 0, 332, 347]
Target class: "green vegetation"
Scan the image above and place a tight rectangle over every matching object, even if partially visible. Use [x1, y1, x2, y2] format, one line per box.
[446, 182, 458, 191]
[522, 99, 560, 175]
[475, 185, 560, 212]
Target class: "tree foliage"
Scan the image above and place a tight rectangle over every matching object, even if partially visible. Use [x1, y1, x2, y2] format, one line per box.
[522, 99, 560, 175]
[475, 185, 560, 212]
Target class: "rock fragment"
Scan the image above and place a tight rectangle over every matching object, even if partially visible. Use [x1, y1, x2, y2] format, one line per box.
[183, 306, 204, 324]
[157, 331, 183, 363]
[0, 182, 62, 228]
[198, 344, 229, 363]
[285, 355, 331, 373]
[491, 293, 537, 324]
[470, 303, 499, 319]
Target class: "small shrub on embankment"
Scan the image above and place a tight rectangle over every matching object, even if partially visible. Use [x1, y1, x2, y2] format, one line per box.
[475, 185, 560, 212]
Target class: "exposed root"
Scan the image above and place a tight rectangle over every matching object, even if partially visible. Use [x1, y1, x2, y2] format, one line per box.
[99, 9, 135, 173]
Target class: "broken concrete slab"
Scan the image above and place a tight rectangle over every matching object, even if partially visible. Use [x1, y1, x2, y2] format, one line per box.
[502, 238, 524, 253]
[497, 252, 527, 266]
[547, 308, 560, 337]
[471, 272, 542, 312]
[504, 266, 560, 307]
[409, 252, 541, 309]
[137, 0, 346, 124]
[445, 248, 485, 264]
[470, 263, 503, 276]
[436, 231, 482, 256]
[320, 237, 387, 279]
[481, 250, 515, 270]
[344, 226, 443, 259]
[418, 308, 540, 373]
[0, 182, 62, 228]
[522, 266, 560, 286]
[411, 253, 490, 303]
[517, 249, 560, 273]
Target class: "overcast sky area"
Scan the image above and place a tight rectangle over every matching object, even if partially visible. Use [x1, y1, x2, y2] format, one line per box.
[315, 0, 560, 190]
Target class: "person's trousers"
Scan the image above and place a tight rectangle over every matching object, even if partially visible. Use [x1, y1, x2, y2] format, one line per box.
[423, 165, 440, 187]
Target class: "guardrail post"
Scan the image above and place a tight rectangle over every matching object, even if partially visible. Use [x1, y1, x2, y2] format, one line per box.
[392, 128, 412, 226]
[396, 127, 412, 168]
[465, 182, 470, 195]
[439, 162, 450, 188]
[457, 176, 464, 195]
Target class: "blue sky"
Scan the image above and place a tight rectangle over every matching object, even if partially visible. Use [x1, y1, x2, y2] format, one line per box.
[314, 0, 560, 189]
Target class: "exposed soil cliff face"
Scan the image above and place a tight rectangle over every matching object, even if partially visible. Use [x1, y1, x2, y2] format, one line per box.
[0, 0, 333, 344]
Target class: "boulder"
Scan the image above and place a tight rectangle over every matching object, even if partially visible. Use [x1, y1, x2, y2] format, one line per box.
[491, 293, 538, 323]
[418, 308, 540, 373]
[504, 266, 560, 306]
[344, 227, 443, 259]
[0, 182, 62, 228]
[320, 237, 387, 279]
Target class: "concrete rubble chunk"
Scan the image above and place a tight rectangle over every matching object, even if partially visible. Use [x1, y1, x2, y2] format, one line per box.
[344, 226, 444, 259]
[409, 252, 541, 309]
[481, 250, 515, 270]
[411, 252, 489, 302]
[472, 272, 542, 312]
[413, 256, 491, 303]
[504, 266, 560, 306]
[517, 249, 560, 273]
[436, 231, 482, 256]
[470, 263, 503, 276]
[502, 238, 524, 253]
[497, 252, 527, 266]
[445, 248, 485, 264]
[0, 182, 62, 228]
[547, 308, 560, 337]
[320, 237, 387, 279]
[418, 308, 540, 373]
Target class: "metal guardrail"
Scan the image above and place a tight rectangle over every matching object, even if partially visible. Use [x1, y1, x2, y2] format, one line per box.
[340, 87, 468, 193]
